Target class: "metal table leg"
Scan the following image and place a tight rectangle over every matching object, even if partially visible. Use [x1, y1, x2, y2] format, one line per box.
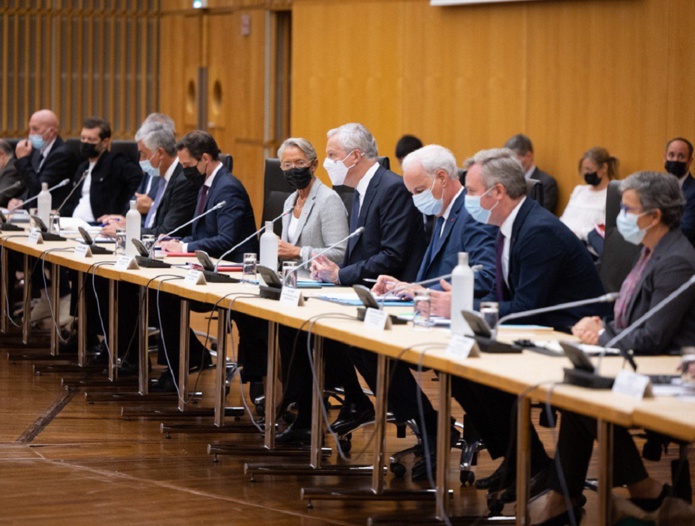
[22, 254, 31, 345]
[177, 298, 190, 411]
[108, 278, 119, 382]
[49, 262, 60, 356]
[138, 285, 149, 395]
[597, 419, 614, 526]
[516, 395, 532, 526]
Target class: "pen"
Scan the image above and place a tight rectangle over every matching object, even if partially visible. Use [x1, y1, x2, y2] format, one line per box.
[363, 278, 378, 283]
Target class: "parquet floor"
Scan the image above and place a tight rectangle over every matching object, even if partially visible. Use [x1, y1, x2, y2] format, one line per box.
[0, 339, 692, 525]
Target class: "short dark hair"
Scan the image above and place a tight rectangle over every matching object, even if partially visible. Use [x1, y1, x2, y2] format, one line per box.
[176, 130, 220, 161]
[82, 117, 111, 140]
[0, 139, 13, 157]
[666, 137, 694, 158]
[395, 134, 423, 161]
[504, 133, 533, 155]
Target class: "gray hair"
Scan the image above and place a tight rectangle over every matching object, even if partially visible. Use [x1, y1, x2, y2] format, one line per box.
[135, 122, 177, 156]
[0, 139, 13, 158]
[326, 123, 378, 160]
[143, 113, 176, 134]
[504, 133, 533, 155]
[620, 171, 686, 229]
[277, 137, 317, 163]
[464, 148, 527, 198]
[402, 144, 459, 181]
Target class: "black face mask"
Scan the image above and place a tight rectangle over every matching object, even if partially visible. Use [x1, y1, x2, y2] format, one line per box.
[283, 166, 313, 190]
[80, 142, 100, 159]
[584, 172, 600, 186]
[665, 160, 688, 177]
[183, 164, 205, 188]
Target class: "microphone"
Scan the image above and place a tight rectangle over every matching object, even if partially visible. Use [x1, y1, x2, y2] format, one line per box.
[0, 181, 23, 197]
[160, 200, 226, 239]
[283, 227, 364, 286]
[9, 178, 70, 211]
[213, 209, 292, 272]
[596, 275, 695, 374]
[54, 169, 89, 216]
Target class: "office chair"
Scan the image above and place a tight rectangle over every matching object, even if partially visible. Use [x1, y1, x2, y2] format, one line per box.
[261, 158, 293, 236]
[526, 178, 544, 208]
[110, 140, 139, 163]
[219, 153, 233, 173]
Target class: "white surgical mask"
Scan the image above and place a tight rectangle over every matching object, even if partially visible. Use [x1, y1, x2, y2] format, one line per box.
[616, 208, 652, 245]
[139, 152, 160, 179]
[464, 186, 497, 224]
[412, 177, 443, 216]
[323, 150, 357, 186]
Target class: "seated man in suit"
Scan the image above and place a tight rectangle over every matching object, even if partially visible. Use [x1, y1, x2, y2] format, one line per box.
[153, 131, 258, 390]
[450, 148, 608, 502]
[0, 139, 24, 207]
[504, 133, 559, 215]
[663, 136, 695, 244]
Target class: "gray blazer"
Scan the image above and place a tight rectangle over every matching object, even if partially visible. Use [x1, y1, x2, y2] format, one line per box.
[281, 178, 349, 265]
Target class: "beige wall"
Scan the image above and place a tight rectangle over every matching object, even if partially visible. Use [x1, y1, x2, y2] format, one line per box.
[291, 0, 695, 212]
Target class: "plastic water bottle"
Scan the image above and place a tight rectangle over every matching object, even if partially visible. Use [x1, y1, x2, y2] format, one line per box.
[125, 200, 141, 257]
[37, 182, 52, 227]
[450, 252, 474, 335]
[259, 221, 278, 271]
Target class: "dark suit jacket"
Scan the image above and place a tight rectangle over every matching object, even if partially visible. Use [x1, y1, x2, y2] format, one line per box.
[137, 171, 162, 200]
[416, 189, 497, 297]
[487, 198, 607, 331]
[0, 159, 25, 207]
[184, 166, 258, 260]
[529, 166, 559, 215]
[338, 165, 426, 286]
[599, 229, 695, 355]
[680, 173, 695, 244]
[62, 150, 143, 219]
[142, 163, 199, 238]
[15, 136, 79, 206]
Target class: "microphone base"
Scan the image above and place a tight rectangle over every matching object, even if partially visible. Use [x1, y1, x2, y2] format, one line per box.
[475, 336, 522, 354]
[40, 233, 66, 241]
[135, 256, 170, 268]
[563, 368, 615, 389]
[202, 270, 239, 284]
[259, 285, 281, 300]
[1, 224, 24, 232]
[356, 307, 408, 325]
[88, 244, 113, 255]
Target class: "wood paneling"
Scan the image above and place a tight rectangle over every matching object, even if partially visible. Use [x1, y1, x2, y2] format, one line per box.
[291, 0, 695, 211]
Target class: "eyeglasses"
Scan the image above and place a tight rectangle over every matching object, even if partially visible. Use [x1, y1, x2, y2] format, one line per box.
[280, 160, 313, 170]
[620, 203, 652, 215]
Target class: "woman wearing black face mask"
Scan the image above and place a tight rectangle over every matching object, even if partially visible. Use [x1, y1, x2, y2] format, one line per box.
[560, 146, 619, 247]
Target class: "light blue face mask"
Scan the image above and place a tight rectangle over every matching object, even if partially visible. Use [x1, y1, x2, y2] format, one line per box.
[464, 186, 497, 224]
[412, 177, 443, 216]
[29, 134, 45, 151]
[139, 152, 160, 178]
[616, 209, 651, 245]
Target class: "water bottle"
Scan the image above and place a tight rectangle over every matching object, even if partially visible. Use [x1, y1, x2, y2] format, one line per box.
[37, 182, 52, 227]
[259, 221, 278, 271]
[125, 200, 141, 257]
[450, 252, 474, 335]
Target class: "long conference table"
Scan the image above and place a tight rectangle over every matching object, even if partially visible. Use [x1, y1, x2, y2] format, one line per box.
[1, 229, 693, 526]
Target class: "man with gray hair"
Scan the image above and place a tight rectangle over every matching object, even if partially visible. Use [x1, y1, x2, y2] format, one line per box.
[450, 147, 606, 502]
[504, 133, 559, 214]
[0, 139, 24, 207]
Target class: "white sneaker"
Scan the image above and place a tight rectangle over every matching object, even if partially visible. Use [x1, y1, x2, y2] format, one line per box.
[30, 290, 51, 322]
[58, 295, 74, 327]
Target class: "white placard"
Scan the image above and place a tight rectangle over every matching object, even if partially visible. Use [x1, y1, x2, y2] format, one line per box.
[612, 370, 653, 399]
[280, 286, 304, 306]
[74, 243, 92, 258]
[27, 229, 43, 245]
[364, 307, 391, 331]
[114, 256, 138, 270]
[447, 333, 479, 358]
[184, 269, 206, 286]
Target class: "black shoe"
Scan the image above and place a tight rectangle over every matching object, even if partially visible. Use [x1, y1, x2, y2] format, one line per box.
[498, 463, 552, 503]
[149, 371, 176, 393]
[476, 461, 512, 491]
[411, 427, 460, 482]
[329, 402, 375, 436]
[629, 483, 671, 512]
[112, 359, 145, 378]
[275, 427, 311, 446]
[58, 338, 79, 354]
[189, 350, 212, 372]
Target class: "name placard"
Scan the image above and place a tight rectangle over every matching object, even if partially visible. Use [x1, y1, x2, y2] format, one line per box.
[612, 370, 653, 399]
[280, 286, 304, 306]
[364, 307, 391, 331]
[184, 269, 206, 286]
[447, 334, 479, 358]
[114, 256, 139, 270]
[74, 244, 92, 258]
[27, 229, 43, 245]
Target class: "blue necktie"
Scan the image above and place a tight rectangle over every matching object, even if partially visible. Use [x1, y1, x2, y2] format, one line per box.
[144, 180, 166, 228]
[429, 216, 445, 265]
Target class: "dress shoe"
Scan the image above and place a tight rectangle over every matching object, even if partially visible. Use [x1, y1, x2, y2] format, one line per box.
[476, 461, 512, 491]
[88, 341, 110, 365]
[629, 483, 671, 512]
[275, 427, 311, 446]
[329, 403, 375, 436]
[150, 371, 177, 393]
[189, 350, 213, 372]
[499, 463, 552, 503]
[528, 490, 586, 526]
[411, 427, 461, 482]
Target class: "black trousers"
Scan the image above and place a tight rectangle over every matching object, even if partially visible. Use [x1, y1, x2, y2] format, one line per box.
[549, 410, 648, 497]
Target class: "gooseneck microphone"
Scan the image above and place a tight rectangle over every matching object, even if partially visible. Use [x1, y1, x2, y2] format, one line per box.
[283, 227, 365, 286]
[160, 200, 226, 239]
[54, 170, 89, 216]
[0, 181, 23, 198]
[9, 178, 70, 211]
[213, 209, 292, 272]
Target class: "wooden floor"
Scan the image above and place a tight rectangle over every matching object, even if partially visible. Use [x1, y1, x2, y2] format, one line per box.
[1, 338, 693, 525]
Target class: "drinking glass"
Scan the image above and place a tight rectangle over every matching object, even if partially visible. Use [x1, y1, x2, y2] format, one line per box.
[242, 252, 257, 283]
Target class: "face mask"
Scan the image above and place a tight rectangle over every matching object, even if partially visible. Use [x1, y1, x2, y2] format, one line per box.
[283, 166, 313, 190]
[665, 160, 688, 177]
[412, 177, 443, 216]
[139, 152, 160, 178]
[80, 141, 100, 159]
[584, 172, 600, 186]
[29, 134, 45, 151]
[323, 150, 356, 186]
[183, 164, 205, 184]
[616, 209, 651, 245]
[464, 186, 497, 224]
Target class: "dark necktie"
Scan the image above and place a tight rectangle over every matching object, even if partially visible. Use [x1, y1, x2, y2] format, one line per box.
[429, 216, 445, 265]
[33, 152, 44, 172]
[349, 190, 361, 233]
[195, 184, 209, 218]
[495, 232, 506, 301]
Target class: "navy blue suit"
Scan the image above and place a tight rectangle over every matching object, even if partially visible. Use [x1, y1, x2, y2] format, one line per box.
[338, 165, 426, 286]
[680, 173, 695, 244]
[184, 166, 257, 260]
[489, 197, 606, 331]
[416, 189, 496, 297]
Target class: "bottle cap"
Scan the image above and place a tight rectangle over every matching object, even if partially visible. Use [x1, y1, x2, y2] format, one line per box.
[458, 252, 469, 265]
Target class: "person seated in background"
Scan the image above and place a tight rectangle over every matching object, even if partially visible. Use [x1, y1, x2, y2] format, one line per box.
[504, 133, 559, 214]
[529, 171, 695, 525]
[274, 137, 350, 439]
[663, 136, 695, 245]
[0, 139, 24, 207]
[395, 134, 423, 168]
[560, 146, 619, 254]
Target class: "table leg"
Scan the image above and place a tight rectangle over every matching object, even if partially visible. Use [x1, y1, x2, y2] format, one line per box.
[77, 271, 87, 367]
[0, 246, 8, 335]
[310, 335, 325, 469]
[516, 394, 532, 526]
[597, 419, 614, 526]
[435, 372, 451, 520]
[264, 321, 278, 449]
[22, 254, 31, 345]
[50, 262, 60, 356]
[213, 306, 227, 427]
[107, 279, 118, 381]
[138, 285, 149, 395]
[177, 298, 190, 411]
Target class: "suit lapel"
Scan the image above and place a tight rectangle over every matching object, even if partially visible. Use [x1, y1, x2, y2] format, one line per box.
[347, 166, 383, 256]
[507, 198, 535, 293]
[293, 180, 320, 241]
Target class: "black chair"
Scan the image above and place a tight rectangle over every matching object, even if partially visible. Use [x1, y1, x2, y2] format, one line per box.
[526, 178, 544, 208]
[110, 140, 139, 163]
[219, 153, 233, 173]
[261, 158, 293, 236]
[65, 138, 82, 161]
[598, 180, 641, 292]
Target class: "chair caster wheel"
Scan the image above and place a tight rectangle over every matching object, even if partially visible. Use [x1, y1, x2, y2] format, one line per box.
[255, 403, 265, 416]
[282, 411, 295, 424]
[460, 469, 475, 485]
[390, 462, 406, 478]
[487, 496, 504, 515]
